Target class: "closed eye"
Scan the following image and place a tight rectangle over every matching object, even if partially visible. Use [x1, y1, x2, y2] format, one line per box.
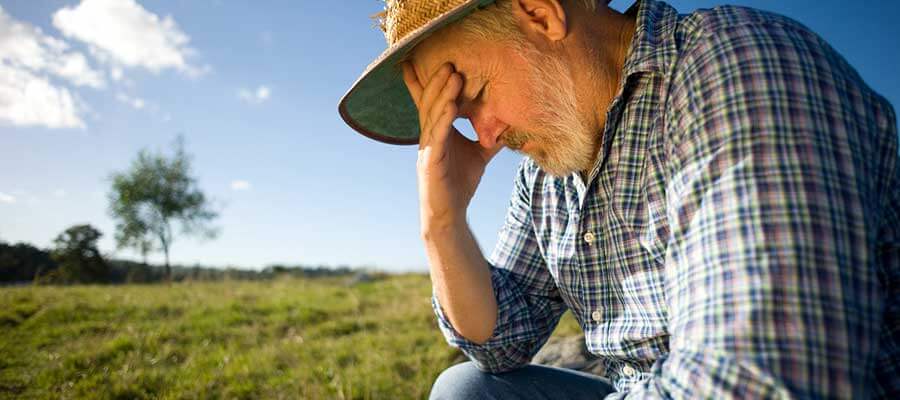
[458, 82, 485, 118]
[474, 84, 486, 102]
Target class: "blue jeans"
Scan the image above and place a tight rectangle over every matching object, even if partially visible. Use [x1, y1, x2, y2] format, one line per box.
[429, 362, 615, 400]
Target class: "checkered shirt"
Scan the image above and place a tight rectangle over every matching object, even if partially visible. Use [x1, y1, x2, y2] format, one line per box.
[431, 0, 900, 398]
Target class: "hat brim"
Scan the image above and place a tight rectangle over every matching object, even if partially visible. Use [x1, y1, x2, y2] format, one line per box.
[339, 0, 497, 145]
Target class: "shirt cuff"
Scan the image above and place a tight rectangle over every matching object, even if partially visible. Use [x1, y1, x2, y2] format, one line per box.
[431, 265, 546, 373]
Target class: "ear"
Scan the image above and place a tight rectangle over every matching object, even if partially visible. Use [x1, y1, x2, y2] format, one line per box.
[511, 0, 568, 43]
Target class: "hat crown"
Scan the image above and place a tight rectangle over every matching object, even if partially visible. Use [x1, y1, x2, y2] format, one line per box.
[378, 0, 469, 45]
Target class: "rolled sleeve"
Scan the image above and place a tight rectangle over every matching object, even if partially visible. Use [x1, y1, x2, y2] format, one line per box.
[431, 159, 568, 373]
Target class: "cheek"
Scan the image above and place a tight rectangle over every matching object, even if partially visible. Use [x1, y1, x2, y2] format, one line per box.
[490, 87, 537, 127]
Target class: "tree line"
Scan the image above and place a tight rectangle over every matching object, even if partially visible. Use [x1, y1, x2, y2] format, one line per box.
[0, 232, 359, 285]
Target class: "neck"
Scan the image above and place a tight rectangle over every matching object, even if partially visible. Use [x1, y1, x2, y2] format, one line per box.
[584, 8, 636, 128]
[565, 6, 637, 180]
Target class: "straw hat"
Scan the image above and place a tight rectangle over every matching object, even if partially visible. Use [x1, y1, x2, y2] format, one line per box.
[338, 0, 498, 145]
[338, 0, 612, 145]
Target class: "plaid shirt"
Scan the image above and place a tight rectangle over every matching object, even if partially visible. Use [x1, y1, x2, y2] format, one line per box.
[431, 0, 900, 398]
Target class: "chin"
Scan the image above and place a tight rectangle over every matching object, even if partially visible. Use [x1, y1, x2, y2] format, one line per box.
[526, 150, 580, 177]
[512, 133, 594, 177]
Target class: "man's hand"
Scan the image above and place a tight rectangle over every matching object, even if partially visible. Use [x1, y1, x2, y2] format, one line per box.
[402, 62, 502, 233]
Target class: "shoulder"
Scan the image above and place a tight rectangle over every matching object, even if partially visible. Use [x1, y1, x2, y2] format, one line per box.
[671, 3, 845, 85]
[667, 2, 890, 119]
[682, 4, 810, 34]
[661, 4, 896, 183]
[666, 3, 877, 138]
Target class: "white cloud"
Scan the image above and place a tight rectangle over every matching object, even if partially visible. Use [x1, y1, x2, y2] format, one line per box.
[0, 192, 15, 204]
[0, 7, 105, 89]
[110, 66, 123, 81]
[0, 65, 85, 129]
[238, 85, 271, 104]
[53, 189, 67, 198]
[0, 6, 101, 129]
[52, 0, 206, 76]
[116, 92, 145, 109]
[52, 52, 105, 88]
[230, 180, 251, 191]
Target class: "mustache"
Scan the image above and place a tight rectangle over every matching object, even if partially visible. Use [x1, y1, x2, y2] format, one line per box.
[502, 129, 531, 150]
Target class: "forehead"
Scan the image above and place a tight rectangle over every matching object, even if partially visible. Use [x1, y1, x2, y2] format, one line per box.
[409, 27, 478, 80]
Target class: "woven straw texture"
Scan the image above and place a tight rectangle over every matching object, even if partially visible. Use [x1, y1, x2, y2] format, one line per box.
[378, 0, 470, 44]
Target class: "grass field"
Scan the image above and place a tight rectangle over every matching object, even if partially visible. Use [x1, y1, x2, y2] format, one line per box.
[0, 274, 581, 399]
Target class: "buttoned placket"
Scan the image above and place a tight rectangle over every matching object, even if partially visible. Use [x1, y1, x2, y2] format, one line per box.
[572, 175, 598, 325]
[578, 86, 628, 328]
[576, 178, 602, 326]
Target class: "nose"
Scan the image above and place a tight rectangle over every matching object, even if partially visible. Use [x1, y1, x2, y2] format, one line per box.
[468, 109, 508, 149]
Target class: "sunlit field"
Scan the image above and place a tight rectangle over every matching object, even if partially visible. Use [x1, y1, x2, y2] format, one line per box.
[0, 274, 581, 399]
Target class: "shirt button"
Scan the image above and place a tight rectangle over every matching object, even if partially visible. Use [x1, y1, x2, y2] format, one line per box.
[622, 365, 636, 377]
[591, 310, 602, 322]
[583, 231, 596, 244]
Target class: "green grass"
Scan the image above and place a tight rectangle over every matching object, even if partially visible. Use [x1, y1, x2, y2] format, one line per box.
[0, 274, 581, 399]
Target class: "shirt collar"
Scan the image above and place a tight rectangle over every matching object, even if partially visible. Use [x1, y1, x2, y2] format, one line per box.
[621, 0, 680, 77]
[579, 0, 680, 185]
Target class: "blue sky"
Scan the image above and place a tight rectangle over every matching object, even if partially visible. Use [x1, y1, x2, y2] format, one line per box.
[1, 0, 898, 271]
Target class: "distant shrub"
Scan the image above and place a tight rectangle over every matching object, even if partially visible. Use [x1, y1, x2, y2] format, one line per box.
[50, 224, 110, 284]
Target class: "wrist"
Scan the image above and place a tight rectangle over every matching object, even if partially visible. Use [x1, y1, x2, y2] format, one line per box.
[420, 214, 467, 242]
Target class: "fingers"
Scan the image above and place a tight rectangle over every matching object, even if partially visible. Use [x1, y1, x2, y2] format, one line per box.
[404, 62, 461, 150]
[401, 61, 454, 123]
[426, 72, 461, 134]
[401, 62, 423, 106]
[418, 64, 454, 122]
[429, 101, 458, 152]
[421, 72, 461, 151]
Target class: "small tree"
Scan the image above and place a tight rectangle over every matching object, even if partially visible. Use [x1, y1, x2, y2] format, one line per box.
[51, 224, 109, 283]
[108, 136, 219, 281]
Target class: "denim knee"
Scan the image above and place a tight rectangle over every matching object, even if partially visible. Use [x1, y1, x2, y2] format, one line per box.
[429, 361, 499, 400]
[429, 361, 615, 400]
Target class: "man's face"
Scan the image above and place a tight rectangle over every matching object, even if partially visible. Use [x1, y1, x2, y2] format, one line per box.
[410, 27, 598, 176]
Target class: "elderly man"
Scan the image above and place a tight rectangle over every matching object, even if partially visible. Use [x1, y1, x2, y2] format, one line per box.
[339, 0, 899, 398]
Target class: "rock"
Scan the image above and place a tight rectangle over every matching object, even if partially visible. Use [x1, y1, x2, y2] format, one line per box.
[532, 336, 606, 376]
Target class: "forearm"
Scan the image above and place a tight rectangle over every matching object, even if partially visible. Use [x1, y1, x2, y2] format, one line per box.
[422, 219, 497, 345]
